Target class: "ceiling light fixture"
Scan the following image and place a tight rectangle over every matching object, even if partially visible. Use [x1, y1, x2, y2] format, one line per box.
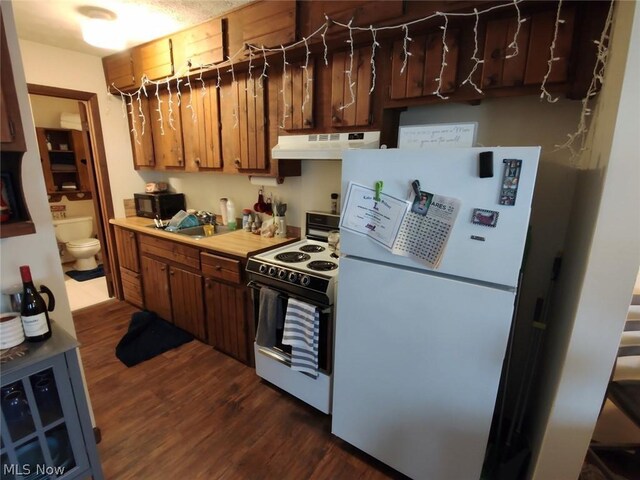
[78, 6, 126, 51]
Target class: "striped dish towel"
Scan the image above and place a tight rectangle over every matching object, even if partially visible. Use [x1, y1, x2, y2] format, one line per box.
[282, 298, 320, 378]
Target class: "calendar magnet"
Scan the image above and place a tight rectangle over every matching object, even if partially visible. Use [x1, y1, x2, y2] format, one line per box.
[499, 159, 522, 206]
[472, 208, 499, 227]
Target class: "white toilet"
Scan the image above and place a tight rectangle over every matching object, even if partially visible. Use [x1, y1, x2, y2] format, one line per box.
[52, 216, 101, 271]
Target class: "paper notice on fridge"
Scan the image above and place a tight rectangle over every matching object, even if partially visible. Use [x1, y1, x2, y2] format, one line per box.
[341, 182, 410, 249]
[392, 192, 461, 269]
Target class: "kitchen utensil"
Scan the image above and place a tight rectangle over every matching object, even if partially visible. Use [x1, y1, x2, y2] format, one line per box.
[264, 193, 273, 215]
[219, 198, 228, 225]
[254, 189, 267, 213]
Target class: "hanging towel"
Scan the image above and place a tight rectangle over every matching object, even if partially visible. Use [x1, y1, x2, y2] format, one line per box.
[256, 287, 284, 347]
[282, 298, 320, 377]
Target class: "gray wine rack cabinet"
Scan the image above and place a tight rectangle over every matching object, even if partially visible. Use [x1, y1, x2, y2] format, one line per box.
[0, 323, 103, 479]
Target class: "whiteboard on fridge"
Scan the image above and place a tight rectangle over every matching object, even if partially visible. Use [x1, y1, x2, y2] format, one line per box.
[398, 122, 478, 149]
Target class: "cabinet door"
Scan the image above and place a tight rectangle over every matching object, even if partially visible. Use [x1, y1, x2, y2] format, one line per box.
[390, 30, 459, 99]
[204, 278, 250, 364]
[331, 46, 373, 127]
[173, 18, 224, 72]
[0, 11, 25, 152]
[220, 72, 267, 172]
[71, 130, 91, 192]
[181, 79, 222, 171]
[114, 226, 139, 272]
[0, 362, 90, 478]
[141, 255, 172, 322]
[150, 88, 184, 168]
[169, 266, 206, 340]
[274, 59, 315, 131]
[128, 95, 155, 168]
[102, 50, 136, 92]
[134, 38, 174, 83]
[36, 128, 84, 194]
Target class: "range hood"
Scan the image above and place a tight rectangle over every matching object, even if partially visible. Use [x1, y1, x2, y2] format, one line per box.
[271, 131, 381, 160]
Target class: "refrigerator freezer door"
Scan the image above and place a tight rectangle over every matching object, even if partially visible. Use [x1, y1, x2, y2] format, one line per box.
[340, 147, 540, 288]
[332, 256, 515, 480]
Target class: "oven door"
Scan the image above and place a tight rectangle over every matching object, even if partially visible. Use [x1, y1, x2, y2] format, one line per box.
[248, 280, 334, 414]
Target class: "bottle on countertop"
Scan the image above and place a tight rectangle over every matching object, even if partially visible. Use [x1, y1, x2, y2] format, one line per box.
[226, 199, 237, 230]
[331, 193, 339, 215]
[19, 266, 52, 342]
[219, 198, 228, 225]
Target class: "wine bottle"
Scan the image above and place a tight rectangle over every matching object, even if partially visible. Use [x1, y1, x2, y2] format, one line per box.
[19, 266, 52, 342]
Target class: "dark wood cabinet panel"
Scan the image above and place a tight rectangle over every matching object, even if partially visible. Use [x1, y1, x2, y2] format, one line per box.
[103, 51, 135, 92]
[36, 127, 91, 195]
[141, 255, 172, 322]
[390, 30, 459, 99]
[134, 38, 174, 82]
[128, 95, 155, 168]
[331, 46, 373, 127]
[120, 267, 144, 309]
[0, 9, 25, 152]
[220, 72, 267, 172]
[227, 0, 296, 54]
[271, 59, 315, 131]
[139, 234, 200, 270]
[181, 79, 222, 171]
[149, 89, 184, 168]
[170, 266, 206, 340]
[173, 18, 225, 72]
[114, 226, 139, 272]
[204, 278, 250, 364]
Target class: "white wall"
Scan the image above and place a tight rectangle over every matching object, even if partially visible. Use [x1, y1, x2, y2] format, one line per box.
[0, 3, 74, 337]
[530, 1, 640, 478]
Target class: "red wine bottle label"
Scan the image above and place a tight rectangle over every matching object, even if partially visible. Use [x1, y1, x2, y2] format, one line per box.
[21, 312, 49, 337]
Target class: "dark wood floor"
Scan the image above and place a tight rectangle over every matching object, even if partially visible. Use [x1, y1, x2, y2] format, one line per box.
[73, 300, 405, 479]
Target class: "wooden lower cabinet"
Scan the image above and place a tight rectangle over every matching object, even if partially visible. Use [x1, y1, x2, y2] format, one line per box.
[141, 255, 172, 322]
[120, 267, 144, 309]
[169, 266, 206, 340]
[204, 278, 250, 364]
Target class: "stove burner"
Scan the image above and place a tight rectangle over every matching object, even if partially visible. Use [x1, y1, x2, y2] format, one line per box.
[308, 260, 338, 271]
[275, 252, 312, 263]
[299, 244, 325, 253]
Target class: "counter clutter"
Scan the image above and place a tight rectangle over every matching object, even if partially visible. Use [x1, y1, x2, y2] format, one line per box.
[110, 216, 298, 366]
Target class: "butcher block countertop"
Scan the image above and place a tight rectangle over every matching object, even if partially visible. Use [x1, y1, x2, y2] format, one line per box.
[110, 217, 298, 258]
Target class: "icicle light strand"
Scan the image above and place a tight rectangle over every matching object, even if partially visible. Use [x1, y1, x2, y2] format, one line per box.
[400, 24, 412, 75]
[301, 37, 311, 116]
[540, 0, 564, 103]
[340, 19, 357, 111]
[434, 14, 449, 100]
[369, 25, 379, 94]
[460, 9, 484, 94]
[280, 45, 290, 129]
[505, 0, 525, 59]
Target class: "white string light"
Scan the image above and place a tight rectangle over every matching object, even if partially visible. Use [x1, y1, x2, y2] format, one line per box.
[554, 0, 614, 163]
[247, 47, 255, 95]
[166, 78, 176, 131]
[434, 14, 449, 100]
[198, 69, 206, 97]
[136, 90, 146, 136]
[460, 9, 484, 95]
[505, 0, 526, 59]
[280, 45, 290, 128]
[126, 93, 140, 145]
[400, 24, 412, 75]
[301, 37, 311, 116]
[369, 25, 379, 94]
[340, 19, 357, 111]
[540, 0, 564, 103]
[113, 0, 609, 153]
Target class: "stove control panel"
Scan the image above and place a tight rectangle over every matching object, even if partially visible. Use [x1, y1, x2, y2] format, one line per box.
[246, 259, 331, 294]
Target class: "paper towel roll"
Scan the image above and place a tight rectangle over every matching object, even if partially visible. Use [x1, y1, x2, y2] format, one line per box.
[249, 176, 281, 187]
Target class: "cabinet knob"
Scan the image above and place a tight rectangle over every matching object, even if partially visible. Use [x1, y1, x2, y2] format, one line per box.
[170, 271, 174, 276]
[234, 159, 241, 168]
[160, 266, 166, 272]
[491, 48, 503, 60]
[195, 158, 201, 165]
[129, 232, 134, 238]
[215, 265, 222, 271]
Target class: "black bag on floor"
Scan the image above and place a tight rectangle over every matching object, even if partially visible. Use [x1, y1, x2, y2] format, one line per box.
[115, 310, 193, 367]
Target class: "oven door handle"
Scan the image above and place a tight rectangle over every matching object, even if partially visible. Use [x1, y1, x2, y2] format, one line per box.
[257, 346, 291, 367]
[256, 345, 322, 380]
[247, 281, 332, 313]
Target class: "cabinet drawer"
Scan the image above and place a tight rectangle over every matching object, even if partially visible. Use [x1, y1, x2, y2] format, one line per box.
[139, 235, 200, 270]
[121, 267, 144, 309]
[201, 252, 242, 284]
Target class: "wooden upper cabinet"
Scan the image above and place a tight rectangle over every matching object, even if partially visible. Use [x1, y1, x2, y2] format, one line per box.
[133, 38, 174, 83]
[331, 46, 373, 127]
[180, 79, 222, 171]
[390, 30, 460, 100]
[173, 18, 225, 72]
[0, 10, 25, 152]
[300, 1, 403, 38]
[220, 72, 267, 172]
[103, 51, 135, 92]
[150, 88, 184, 168]
[128, 95, 155, 168]
[482, 6, 575, 89]
[271, 59, 315, 131]
[226, 1, 295, 53]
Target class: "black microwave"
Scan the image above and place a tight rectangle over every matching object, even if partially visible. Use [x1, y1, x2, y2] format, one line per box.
[134, 192, 185, 220]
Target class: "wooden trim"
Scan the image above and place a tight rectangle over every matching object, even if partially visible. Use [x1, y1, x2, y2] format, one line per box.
[27, 84, 119, 299]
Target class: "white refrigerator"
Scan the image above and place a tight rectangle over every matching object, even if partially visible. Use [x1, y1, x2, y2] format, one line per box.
[332, 147, 540, 480]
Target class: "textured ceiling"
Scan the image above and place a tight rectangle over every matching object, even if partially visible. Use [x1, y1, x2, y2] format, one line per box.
[12, 0, 252, 57]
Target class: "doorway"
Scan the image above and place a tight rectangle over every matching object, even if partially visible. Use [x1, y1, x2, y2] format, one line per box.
[27, 84, 120, 311]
